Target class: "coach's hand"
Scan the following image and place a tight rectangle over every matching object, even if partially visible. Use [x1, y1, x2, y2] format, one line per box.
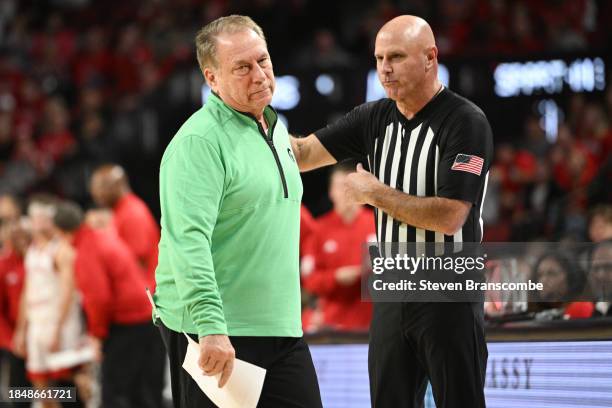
[199, 334, 235, 388]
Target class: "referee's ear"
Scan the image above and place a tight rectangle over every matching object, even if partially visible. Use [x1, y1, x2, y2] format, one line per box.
[425, 46, 438, 70]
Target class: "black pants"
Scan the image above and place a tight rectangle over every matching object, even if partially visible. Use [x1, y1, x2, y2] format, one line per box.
[102, 322, 165, 408]
[0, 349, 30, 407]
[159, 323, 322, 408]
[142, 328, 167, 408]
[369, 302, 488, 408]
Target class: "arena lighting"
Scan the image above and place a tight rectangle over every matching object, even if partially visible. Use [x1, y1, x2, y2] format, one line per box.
[201, 75, 301, 110]
[366, 64, 450, 102]
[271, 75, 300, 110]
[494, 57, 606, 97]
[277, 112, 289, 129]
[315, 74, 335, 95]
[538, 99, 562, 143]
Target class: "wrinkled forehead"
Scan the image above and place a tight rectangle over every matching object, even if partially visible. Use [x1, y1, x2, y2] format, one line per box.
[216, 30, 269, 65]
[374, 29, 412, 54]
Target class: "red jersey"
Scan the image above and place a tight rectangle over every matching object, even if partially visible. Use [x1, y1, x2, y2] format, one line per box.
[73, 225, 152, 339]
[301, 208, 376, 331]
[0, 249, 25, 350]
[300, 205, 318, 256]
[113, 193, 160, 291]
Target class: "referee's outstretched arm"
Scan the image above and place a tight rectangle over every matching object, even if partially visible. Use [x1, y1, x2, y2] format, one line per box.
[290, 134, 336, 172]
[290, 134, 470, 236]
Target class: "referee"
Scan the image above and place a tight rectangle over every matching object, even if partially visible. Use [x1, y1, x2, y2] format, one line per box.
[292, 15, 493, 408]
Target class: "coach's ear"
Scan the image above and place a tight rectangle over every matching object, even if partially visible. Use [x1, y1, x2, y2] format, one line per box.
[203, 67, 217, 92]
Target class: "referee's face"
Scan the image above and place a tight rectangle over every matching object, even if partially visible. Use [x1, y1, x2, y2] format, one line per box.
[374, 30, 428, 102]
[205, 29, 275, 118]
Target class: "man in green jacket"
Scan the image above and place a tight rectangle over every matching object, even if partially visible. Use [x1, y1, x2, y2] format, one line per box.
[154, 15, 322, 408]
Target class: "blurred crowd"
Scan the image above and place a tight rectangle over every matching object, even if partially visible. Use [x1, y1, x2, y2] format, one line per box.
[484, 92, 612, 242]
[0, 0, 611, 405]
[0, 0, 611, 239]
[0, 165, 166, 407]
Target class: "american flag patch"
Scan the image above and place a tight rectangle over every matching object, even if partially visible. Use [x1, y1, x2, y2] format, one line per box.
[451, 154, 484, 176]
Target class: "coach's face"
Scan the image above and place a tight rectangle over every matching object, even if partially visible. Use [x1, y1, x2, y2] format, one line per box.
[375, 26, 434, 102]
[205, 29, 275, 118]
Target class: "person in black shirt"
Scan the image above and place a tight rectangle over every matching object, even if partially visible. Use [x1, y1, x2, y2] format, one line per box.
[291, 15, 493, 408]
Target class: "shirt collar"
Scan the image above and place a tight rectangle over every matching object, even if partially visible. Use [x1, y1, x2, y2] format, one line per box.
[207, 91, 278, 130]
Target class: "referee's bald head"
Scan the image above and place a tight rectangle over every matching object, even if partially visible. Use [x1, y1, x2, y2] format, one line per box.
[378, 15, 436, 51]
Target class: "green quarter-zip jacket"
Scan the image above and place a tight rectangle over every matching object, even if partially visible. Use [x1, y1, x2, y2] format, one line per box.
[154, 92, 303, 338]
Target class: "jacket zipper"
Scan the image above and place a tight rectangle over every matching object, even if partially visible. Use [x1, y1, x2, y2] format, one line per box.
[255, 116, 288, 199]
[233, 105, 289, 199]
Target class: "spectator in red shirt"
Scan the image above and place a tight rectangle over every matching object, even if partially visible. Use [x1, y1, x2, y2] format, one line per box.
[72, 26, 114, 88]
[89, 164, 159, 291]
[299, 204, 318, 324]
[112, 25, 153, 94]
[300, 204, 318, 257]
[530, 251, 593, 319]
[0, 194, 24, 364]
[0, 215, 32, 398]
[36, 97, 76, 165]
[301, 162, 376, 332]
[89, 164, 166, 407]
[0, 223, 26, 351]
[53, 200, 160, 408]
[0, 195, 24, 351]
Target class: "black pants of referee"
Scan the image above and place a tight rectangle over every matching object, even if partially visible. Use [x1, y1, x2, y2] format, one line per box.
[159, 323, 322, 408]
[369, 302, 488, 408]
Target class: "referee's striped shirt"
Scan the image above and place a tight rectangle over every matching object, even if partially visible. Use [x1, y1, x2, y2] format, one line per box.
[315, 88, 494, 245]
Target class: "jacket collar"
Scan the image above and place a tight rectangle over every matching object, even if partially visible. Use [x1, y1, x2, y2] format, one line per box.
[207, 91, 278, 131]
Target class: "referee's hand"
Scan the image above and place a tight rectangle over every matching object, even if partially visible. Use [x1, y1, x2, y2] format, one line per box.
[199, 334, 235, 388]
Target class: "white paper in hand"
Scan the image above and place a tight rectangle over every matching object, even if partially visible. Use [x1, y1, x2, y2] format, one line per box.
[182, 334, 266, 408]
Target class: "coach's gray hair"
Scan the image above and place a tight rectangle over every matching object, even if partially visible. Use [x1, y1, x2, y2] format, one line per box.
[195, 15, 266, 72]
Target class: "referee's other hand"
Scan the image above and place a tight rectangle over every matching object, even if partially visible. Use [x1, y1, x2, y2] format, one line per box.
[199, 334, 235, 388]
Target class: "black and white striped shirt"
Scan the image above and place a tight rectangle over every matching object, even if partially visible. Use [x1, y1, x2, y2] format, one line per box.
[315, 88, 494, 244]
